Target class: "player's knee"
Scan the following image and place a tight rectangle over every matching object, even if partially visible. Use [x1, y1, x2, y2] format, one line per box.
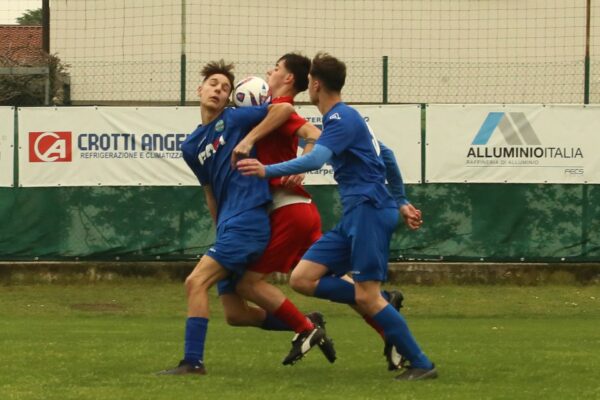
[223, 311, 246, 327]
[354, 292, 383, 315]
[289, 273, 311, 295]
[354, 291, 373, 311]
[184, 274, 208, 296]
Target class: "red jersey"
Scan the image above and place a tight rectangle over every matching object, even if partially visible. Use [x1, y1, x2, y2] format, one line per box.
[256, 96, 311, 198]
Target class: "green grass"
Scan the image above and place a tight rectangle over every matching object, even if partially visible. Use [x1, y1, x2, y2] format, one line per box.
[0, 283, 599, 400]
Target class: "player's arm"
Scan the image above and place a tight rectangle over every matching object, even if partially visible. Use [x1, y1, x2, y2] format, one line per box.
[295, 122, 321, 155]
[237, 144, 332, 178]
[231, 103, 294, 166]
[379, 141, 422, 230]
[281, 122, 322, 187]
[203, 185, 217, 224]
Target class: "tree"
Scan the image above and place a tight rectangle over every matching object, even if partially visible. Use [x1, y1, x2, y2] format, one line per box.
[0, 49, 70, 106]
[17, 8, 42, 25]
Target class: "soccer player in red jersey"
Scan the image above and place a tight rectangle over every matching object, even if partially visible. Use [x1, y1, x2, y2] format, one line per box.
[220, 53, 336, 365]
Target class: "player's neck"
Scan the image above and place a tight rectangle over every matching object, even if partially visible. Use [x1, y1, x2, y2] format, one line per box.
[272, 86, 296, 100]
[318, 94, 342, 116]
[200, 106, 223, 125]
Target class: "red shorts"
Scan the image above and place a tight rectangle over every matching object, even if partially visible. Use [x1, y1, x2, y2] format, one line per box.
[248, 202, 322, 274]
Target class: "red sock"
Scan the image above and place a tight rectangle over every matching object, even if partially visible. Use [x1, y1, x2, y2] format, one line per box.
[363, 315, 385, 340]
[273, 299, 314, 333]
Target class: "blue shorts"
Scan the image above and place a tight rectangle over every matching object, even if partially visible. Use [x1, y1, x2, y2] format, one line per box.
[302, 202, 399, 282]
[206, 207, 270, 295]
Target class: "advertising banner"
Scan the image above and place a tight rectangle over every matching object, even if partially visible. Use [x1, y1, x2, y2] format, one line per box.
[18, 105, 422, 186]
[19, 107, 200, 187]
[0, 107, 14, 187]
[426, 104, 600, 183]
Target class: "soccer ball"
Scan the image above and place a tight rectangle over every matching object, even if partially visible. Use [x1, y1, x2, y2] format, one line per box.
[233, 76, 270, 107]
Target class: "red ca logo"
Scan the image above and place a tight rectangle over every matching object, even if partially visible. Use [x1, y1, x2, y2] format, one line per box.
[29, 131, 72, 162]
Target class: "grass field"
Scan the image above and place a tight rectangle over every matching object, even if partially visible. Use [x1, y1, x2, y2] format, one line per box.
[0, 282, 599, 400]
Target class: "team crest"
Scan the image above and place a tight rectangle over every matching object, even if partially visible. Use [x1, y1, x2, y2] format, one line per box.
[215, 120, 225, 132]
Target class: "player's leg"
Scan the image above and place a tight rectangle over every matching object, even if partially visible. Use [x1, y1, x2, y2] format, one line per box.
[357, 280, 436, 380]
[236, 204, 317, 333]
[218, 274, 293, 331]
[236, 203, 335, 364]
[158, 207, 270, 376]
[290, 228, 357, 305]
[351, 204, 436, 380]
[220, 292, 267, 328]
[341, 275, 406, 370]
[237, 271, 313, 333]
[157, 254, 228, 375]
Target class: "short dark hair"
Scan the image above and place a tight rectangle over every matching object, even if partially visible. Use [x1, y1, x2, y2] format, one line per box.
[278, 52, 311, 93]
[309, 52, 346, 93]
[201, 59, 235, 93]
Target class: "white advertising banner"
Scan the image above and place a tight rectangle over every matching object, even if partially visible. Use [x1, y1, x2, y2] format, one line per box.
[426, 104, 600, 183]
[18, 107, 200, 187]
[18, 105, 422, 187]
[0, 107, 14, 187]
[296, 104, 422, 184]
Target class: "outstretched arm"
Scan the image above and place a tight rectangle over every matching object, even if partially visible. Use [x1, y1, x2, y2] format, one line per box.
[237, 144, 332, 178]
[281, 122, 322, 187]
[231, 102, 294, 166]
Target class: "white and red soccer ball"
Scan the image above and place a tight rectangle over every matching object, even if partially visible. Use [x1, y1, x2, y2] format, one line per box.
[233, 76, 270, 107]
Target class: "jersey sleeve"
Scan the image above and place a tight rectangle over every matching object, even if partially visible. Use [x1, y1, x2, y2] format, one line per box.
[230, 105, 269, 133]
[379, 141, 408, 205]
[278, 112, 307, 137]
[316, 116, 354, 155]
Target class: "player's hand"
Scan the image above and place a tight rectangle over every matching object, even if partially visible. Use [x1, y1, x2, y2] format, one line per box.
[236, 158, 266, 178]
[281, 173, 305, 188]
[400, 203, 423, 230]
[231, 140, 253, 167]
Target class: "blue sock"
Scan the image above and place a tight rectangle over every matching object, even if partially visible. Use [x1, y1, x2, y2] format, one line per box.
[184, 317, 208, 366]
[261, 313, 293, 331]
[314, 276, 356, 304]
[373, 304, 433, 370]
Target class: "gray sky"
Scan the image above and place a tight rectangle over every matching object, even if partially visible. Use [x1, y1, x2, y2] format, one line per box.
[0, 0, 42, 24]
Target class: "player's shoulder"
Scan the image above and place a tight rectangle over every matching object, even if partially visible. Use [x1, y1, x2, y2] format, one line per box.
[325, 103, 361, 125]
[228, 104, 268, 116]
[182, 124, 203, 145]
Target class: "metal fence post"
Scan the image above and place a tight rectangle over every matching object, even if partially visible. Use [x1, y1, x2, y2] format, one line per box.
[584, 0, 591, 104]
[382, 55, 388, 104]
[180, 0, 187, 106]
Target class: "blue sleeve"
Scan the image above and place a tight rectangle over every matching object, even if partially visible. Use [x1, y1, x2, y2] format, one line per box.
[230, 105, 269, 133]
[264, 144, 332, 178]
[379, 141, 408, 206]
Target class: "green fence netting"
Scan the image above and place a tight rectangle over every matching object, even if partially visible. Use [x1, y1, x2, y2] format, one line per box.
[1, 184, 598, 262]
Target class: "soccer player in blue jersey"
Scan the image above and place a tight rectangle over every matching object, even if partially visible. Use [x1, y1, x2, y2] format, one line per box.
[237, 53, 437, 381]
[157, 59, 307, 375]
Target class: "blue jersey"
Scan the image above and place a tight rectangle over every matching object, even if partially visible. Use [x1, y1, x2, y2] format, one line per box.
[181, 106, 271, 225]
[316, 102, 397, 213]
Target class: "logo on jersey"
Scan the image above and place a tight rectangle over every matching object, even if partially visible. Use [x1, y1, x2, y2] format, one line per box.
[329, 113, 341, 120]
[215, 120, 225, 132]
[198, 135, 226, 165]
[29, 131, 72, 162]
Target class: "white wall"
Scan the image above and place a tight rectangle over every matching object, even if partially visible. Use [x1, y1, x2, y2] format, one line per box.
[51, 0, 600, 104]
